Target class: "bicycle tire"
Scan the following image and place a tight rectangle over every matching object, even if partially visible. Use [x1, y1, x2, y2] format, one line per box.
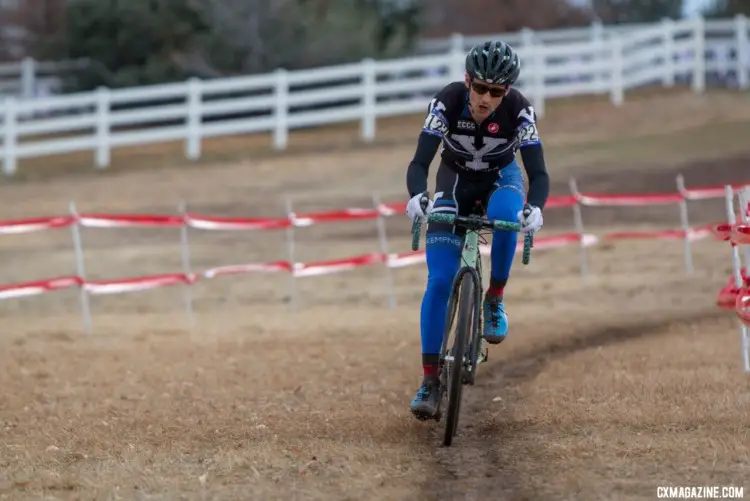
[441, 267, 477, 447]
[464, 261, 484, 386]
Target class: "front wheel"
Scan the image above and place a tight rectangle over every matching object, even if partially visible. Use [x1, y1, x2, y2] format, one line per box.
[439, 267, 478, 447]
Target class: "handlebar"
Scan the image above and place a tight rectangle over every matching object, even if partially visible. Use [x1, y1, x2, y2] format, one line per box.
[411, 212, 534, 266]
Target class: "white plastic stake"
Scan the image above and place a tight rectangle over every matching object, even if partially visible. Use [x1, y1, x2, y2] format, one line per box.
[676, 175, 694, 275]
[372, 191, 396, 309]
[178, 201, 196, 329]
[285, 197, 298, 311]
[69, 201, 92, 335]
[569, 177, 588, 276]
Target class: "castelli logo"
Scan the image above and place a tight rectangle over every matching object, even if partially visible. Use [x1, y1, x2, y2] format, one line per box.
[488, 123, 499, 133]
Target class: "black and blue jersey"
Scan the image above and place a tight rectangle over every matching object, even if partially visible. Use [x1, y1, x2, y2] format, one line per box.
[407, 81, 549, 210]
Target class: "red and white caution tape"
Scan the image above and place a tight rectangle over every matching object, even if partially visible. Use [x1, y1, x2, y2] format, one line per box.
[0, 181, 746, 235]
[681, 183, 750, 201]
[0, 230, 626, 300]
[84, 273, 193, 295]
[78, 214, 184, 228]
[0, 276, 81, 300]
[0, 216, 75, 234]
[184, 214, 291, 231]
[203, 261, 292, 279]
[294, 253, 385, 278]
[574, 192, 683, 206]
[0, 180, 746, 319]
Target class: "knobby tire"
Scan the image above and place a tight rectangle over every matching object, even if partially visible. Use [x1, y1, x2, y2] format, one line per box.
[442, 267, 478, 447]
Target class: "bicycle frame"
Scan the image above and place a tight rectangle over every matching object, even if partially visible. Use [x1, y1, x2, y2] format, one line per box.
[450, 229, 487, 383]
[459, 225, 482, 271]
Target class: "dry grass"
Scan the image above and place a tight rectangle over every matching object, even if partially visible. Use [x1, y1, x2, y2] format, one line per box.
[0, 88, 750, 500]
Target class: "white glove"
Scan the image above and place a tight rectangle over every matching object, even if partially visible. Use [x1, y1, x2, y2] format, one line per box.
[406, 192, 434, 222]
[517, 204, 543, 234]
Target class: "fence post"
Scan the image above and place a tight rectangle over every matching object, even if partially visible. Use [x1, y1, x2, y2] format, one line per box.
[274, 69, 289, 151]
[520, 27, 535, 49]
[675, 174, 695, 275]
[521, 28, 546, 118]
[591, 20, 604, 91]
[20, 57, 35, 99]
[450, 33, 465, 82]
[662, 18, 675, 88]
[95, 87, 111, 169]
[449, 32, 464, 55]
[735, 14, 749, 91]
[372, 191, 396, 309]
[692, 15, 706, 94]
[178, 201, 195, 329]
[185, 78, 203, 160]
[569, 177, 589, 277]
[361, 58, 376, 143]
[285, 197, 298, 311]
[3, 97, 18, 176]
[610, 35, 624, 107]
[69, 201, 92, 335]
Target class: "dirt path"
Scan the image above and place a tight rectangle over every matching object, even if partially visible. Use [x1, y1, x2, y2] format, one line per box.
[421, 309, 745, 501]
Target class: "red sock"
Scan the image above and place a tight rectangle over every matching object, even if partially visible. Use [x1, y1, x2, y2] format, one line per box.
[423, 364, 438, 378]
[487, 284, 504, 299]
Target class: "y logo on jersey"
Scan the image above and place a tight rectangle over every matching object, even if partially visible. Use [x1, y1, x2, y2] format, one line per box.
[449, 136, 510, 171]
[518, 106, 536, 125]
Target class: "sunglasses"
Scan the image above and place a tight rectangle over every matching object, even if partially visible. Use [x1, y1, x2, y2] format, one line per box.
[470, 81, 509, 98]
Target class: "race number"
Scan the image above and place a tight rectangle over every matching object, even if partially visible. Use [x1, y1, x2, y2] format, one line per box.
[424, 112, 449, 136]
[516, 105, 540, 147]
[517, 123, 540, 146]
[423, 98, 449, 136]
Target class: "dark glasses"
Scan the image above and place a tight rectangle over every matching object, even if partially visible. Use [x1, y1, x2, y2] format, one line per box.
[470, 81, 508, 98]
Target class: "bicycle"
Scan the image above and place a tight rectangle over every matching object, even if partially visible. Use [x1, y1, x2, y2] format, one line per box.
[410, 194, 534, 447]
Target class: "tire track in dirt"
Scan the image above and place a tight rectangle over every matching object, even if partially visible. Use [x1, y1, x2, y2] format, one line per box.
[417, 308, 730, 501]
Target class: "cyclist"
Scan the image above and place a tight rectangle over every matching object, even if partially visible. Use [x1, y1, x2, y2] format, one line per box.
[406, 40, 550, 419]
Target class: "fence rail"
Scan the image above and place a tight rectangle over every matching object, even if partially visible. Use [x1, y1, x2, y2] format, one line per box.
[0, 15, 748, 177]
[416, 17, 741, 52]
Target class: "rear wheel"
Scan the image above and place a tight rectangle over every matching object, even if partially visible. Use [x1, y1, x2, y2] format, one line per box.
[439, 267, 477, 447]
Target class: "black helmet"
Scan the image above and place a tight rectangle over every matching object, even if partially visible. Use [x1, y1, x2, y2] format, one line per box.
[465, 40, 520, 86]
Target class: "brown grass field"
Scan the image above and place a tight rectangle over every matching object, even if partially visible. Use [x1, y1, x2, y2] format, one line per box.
[1, 87, 750, 500]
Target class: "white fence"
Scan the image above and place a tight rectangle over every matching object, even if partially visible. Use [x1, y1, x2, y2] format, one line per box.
[0, 58, 89, 99]
[0, 15, 747, 177]
[416, 17, 737, 52]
